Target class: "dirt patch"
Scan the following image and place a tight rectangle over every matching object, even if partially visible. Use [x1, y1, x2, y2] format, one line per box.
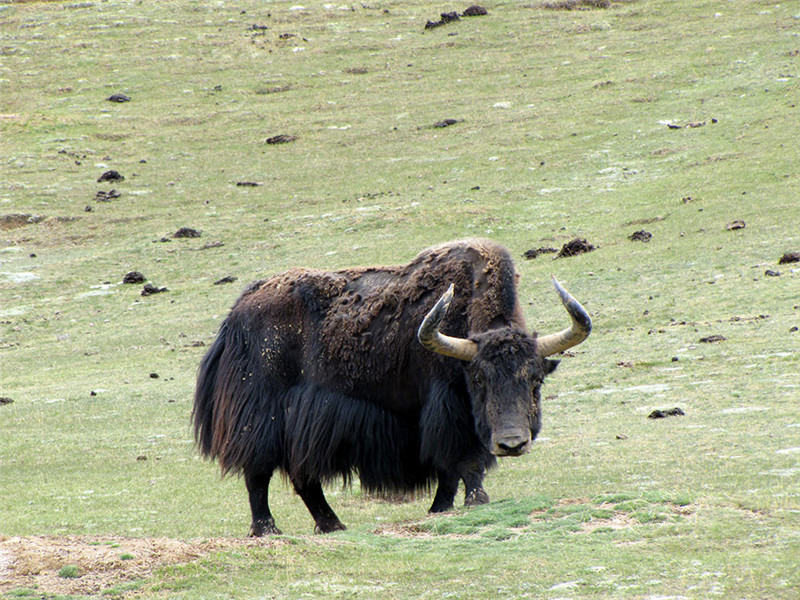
[141, 283, 168, 296]
[433, 118, 459, 128]
[173, 227, 202, 239]
[266, 134, 297, 145]
[778, 251, 800, 264]
[425, 11, 461, 29]
[699, 334, 726, 343]
[542, 0, 610, 10]
[648, 407, 685, 419]
[214, 276, 238, 285]
[97, 170, 124, 183]
[0, 214, 46, 231]
[95, 189, 121, 202]
[0, 535, 280, 597]
[628, 230, 652, 242]
[578, 512, 637, 533]
[374, 522, 439, 539]
[624, 215, 666, 226]
[523, 247, 558, 260]
[725, 220, 746, 231]
[122, 271, 146, 284]
[463, 5, 488, 17]
[555, 237, 596, 258]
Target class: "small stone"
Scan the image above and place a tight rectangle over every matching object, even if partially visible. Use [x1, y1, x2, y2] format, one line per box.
[266, 134, 297, 144]
[778, 251, 800, 264]
[628, 230, 652, 242]
[523, 247, 557, 260]
[648, 407, 685, 419]
[555, 238, 596, 258]
[173, 227, 202, 238]
[463, 5, 488, 17]
[122, 271, 146, 284]
[141, 284, 168, 296]
[97, 170, 124, 183]
[214, 276, 238, 285]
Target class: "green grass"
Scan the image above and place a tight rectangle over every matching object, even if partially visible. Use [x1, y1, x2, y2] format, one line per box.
[57, 566, 80, 580]
[2, 0, 799, 598]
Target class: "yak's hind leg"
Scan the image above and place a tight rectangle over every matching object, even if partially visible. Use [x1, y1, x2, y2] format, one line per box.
[292, 478, 346, 533]
[245, 470, 282, 536]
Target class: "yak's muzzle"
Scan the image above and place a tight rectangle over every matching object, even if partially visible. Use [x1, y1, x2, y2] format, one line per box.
[491, 429, 532, 457]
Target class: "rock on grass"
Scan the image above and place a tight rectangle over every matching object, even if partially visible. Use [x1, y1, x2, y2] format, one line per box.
[555, 238, 596, 258]
[778, 251, 800, 264]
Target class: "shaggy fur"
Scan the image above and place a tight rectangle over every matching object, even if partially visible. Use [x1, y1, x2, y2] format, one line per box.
[193, 239, 554, 534]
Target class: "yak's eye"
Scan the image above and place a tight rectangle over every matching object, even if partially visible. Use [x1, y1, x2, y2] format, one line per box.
[472, 372, 484, 386]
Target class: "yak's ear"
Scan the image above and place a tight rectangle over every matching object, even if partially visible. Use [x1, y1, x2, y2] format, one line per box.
[545, 359, 560, 376]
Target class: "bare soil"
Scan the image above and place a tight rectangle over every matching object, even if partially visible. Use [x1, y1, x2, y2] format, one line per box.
[0, 535, 278, 597]
[555, 237, 596, 258]
[779, 251, 800, 264]
[0, 214, 45, 230]
[628, 230, 652, 242]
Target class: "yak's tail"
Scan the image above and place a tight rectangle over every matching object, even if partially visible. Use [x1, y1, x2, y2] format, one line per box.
[192, 315, 283, 475]
[192, 320, 228, 460]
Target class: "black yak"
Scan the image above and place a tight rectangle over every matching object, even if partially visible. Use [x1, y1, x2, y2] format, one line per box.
[193, 239, 590, 535]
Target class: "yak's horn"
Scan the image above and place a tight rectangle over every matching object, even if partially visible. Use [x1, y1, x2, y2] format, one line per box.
[537, 276, 592, 357]
[418, 284, 478, 361]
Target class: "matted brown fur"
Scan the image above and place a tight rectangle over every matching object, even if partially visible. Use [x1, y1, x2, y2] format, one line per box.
[233, 238, 526, 393]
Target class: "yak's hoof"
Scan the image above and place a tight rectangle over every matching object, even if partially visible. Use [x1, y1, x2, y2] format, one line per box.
[428, 501, 455, 514]
[465, 488, 490, 506]
[314, 520, 346, 534]
[250, 518, 282, 537]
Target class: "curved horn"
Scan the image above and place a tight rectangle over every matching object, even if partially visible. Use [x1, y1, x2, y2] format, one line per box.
[537, 276, 592, 357]
[417, 284, 478, 361]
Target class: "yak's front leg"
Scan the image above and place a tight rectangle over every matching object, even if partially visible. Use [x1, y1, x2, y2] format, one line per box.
[461, 468, 489, 506]
[245, 470, 282, 536]
[292, 478, 346, 533]
[429, 470, 459, 513]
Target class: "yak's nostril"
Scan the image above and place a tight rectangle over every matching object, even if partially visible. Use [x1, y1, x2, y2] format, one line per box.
[497, 440, 528, 454]
[493, 432, 531, 456]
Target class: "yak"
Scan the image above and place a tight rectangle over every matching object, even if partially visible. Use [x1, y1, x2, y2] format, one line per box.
[193, 239, 591, 535]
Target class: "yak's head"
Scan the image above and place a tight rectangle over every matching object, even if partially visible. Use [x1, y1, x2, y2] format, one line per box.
[418, 277, 591, 457]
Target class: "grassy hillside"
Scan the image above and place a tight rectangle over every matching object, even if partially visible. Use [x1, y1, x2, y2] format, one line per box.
[1, 0, 798, 598]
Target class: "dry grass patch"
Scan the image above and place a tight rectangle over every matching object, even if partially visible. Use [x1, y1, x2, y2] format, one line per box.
[0, 535, 281, 597]
[541, 0, 611, 10]
[577, 510, 638, 533]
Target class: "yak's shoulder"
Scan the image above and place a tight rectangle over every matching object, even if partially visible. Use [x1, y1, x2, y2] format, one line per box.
[415, 239, 524, 331]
